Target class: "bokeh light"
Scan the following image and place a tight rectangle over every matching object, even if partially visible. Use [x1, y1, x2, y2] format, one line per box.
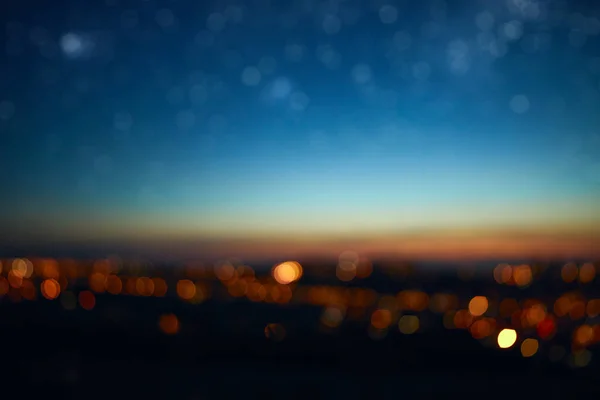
[272, 261, 302, 285]
[264, 323, 286, 341]
[498, 329, 517, 349]
[468, 296, 489, 317]
[521, 338, 539, 357]
[159, 314, 180, 335]
[41, 279, 61, 300]
[176, 279, 196, 300]
[79, 291, 96, 311]
[398, 315, 420, 334]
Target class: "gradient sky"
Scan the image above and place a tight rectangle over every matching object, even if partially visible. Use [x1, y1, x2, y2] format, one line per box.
[1, 0, 599, 259]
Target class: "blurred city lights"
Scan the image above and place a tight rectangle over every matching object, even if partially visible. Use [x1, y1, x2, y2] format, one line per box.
[468, 296, 489, 317]
[498, 329, 517, 349]
[272, 261, 302, 285]
[0, 253, 596, 373]
[159, 314, 180, 335]
[521, 338, 539, 357]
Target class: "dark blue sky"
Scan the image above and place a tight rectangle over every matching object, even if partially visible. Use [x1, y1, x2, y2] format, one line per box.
[1, 0, 599, 257]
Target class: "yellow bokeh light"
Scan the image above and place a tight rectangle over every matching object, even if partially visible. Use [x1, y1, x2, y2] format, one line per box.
[572, 350, 592, 368]
[521, 338, 539, 357]
[497, 328, 517, 349]
[321, 306, 345, 328]
[11, 258, 33, 279]
[468, 296, 488, 317]
[272, 261, 302, 285]
[398, 315, 420, 334]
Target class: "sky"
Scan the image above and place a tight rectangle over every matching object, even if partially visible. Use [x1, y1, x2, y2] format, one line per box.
[1, 0, 599, 260]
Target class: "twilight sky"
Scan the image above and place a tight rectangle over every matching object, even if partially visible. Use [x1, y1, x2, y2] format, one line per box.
[1, 0, 599, 260]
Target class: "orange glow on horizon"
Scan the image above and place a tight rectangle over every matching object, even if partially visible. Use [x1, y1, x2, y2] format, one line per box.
[5, 224, 599, 262]
[97, 228, 600, 262]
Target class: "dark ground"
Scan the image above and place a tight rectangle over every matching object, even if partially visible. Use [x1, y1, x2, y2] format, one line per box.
[1, 293, 599, 399]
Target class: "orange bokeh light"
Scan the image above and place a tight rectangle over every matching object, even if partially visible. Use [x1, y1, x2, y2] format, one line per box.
[79, 290, 96, 310]
[176, 279, 196, 300]
[272, 261, 302, 285]
[41, 279, 61, 300]
[371, 309, 392, 330]
[159, 314, 180, 335]
[468, 296, 488, 317]
[89, 272, 107, 293]
[105, 275, 123, 295]
[152, 278, 168, 297]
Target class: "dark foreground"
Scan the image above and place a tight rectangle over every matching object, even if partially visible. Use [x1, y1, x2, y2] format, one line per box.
[2, 298, 600, 399]
[1, 257, 600, 398]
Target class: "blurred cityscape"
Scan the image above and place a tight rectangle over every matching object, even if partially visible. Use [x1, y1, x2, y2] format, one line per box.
[2, 254, 600, 396]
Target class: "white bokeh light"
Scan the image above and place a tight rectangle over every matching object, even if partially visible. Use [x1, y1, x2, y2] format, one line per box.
[176, 110, 196, 130]
[412, 61, 432, 81]
[322, 14, 341, 35]
[290, 91, 310, 111]
[114, 112, 133, 132]
[475, 11, 495, 31]
[393, 31, 412, 51]
[351, 64, 372, 84]
[207, 12, 226, 32]
[155, 9, 175, 28]
[189, 84, 208, 106]
[317, 45, 342, 70]
[166, 86, 185, 105]
[510, 95, 530, 114]
[258, 56, 277, 75]
[379, 5, 398, 24]
[447, 39, 470, 75]
[503, 20, 523, 41]
[241, 67, 261, 86]
[284, 43, 304, 62]
[224, 6, 243, 24]
[60, 33, 91, 58]
[269, 77, 292, 99]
